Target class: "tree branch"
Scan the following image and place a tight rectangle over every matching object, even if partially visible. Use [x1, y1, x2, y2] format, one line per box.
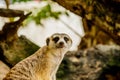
[0, 8, 24, 17]
[0, 12, 32, 42]
[5, 0, 9, 9]
[53, 0, 85, 17]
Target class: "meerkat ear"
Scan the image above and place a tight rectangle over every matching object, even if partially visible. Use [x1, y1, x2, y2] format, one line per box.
[46, 38, 50, 46]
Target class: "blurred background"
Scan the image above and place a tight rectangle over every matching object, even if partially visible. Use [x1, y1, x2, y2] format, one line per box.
[0, 0, 84, 51]
[0, 0, 120, 80]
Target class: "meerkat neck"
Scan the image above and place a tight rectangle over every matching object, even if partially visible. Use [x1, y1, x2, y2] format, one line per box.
[34, 46, 67, 78]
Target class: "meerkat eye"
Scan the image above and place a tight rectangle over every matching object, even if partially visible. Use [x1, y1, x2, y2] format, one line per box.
[64, 37, 69, 42]
[53, 37, 59, 43]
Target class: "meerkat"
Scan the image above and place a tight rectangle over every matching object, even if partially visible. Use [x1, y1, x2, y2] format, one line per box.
[3, 33, 72, 80]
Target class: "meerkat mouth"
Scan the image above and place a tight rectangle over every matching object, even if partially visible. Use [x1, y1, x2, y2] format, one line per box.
[56, 45, 65, 48]
[56, 44, 65, 48]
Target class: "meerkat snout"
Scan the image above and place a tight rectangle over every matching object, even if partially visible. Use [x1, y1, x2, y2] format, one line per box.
[56, 41, 64, 48]
[59, 42, 64, 46]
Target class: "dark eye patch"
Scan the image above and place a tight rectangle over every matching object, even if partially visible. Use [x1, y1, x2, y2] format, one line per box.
[53, 37, 59, 43]
[64, 37, 69, 42]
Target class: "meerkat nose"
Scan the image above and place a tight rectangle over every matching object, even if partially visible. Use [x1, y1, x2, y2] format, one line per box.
[59, 42, 64, 45]
[60, 42, 65, 46]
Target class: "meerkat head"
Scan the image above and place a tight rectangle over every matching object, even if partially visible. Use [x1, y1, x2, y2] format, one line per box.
[46, 33, 72, 50]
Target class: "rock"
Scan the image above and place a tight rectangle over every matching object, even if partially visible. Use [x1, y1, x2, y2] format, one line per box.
[57, 44, 120, 80]
[0, 35, 40, 67]
[0, 61, 10, 80]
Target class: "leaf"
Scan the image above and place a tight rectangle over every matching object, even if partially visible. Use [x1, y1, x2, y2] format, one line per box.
[51, 12, 62, 19]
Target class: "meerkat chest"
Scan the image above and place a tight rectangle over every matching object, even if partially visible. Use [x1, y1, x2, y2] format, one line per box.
[47, 51, 65, 72]
[49, 51, 64, 65]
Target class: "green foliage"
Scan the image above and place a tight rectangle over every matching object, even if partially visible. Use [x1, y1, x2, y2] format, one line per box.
[31, 4, 68, 25]
[107, 50, 120, 67]
[108, 56, 120, 67]
[12, 0, 32, 3]
[11, 0, 69, 26]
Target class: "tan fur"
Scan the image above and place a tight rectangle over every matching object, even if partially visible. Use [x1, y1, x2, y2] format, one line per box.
[3, 33, 72, 80]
